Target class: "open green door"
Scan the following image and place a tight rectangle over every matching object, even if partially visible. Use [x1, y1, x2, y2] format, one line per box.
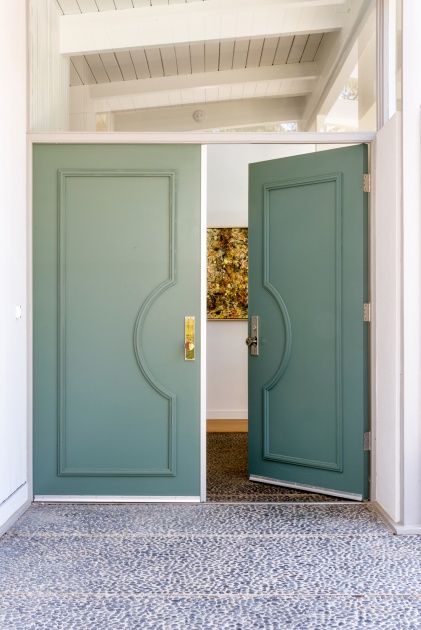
[248, 145, 369, 500]
[33, 144, 201, 498]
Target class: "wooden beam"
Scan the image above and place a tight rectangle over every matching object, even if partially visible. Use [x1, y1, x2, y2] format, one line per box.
[110, 97, 307, 132]
[60, 0, 346, 56]
[302, 0, 374, 129]
[70, 63, 319, 113]
[90, 62, 320, 96]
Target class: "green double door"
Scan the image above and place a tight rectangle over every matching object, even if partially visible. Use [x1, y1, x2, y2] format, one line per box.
[248, 145, 369, 500]
[33, 145, 201, 497]
[33, 144, 368, 499]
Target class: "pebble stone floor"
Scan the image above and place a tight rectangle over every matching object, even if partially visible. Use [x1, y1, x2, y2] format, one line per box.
[207, 433, 343, 502]
[1, 503, 421, 629]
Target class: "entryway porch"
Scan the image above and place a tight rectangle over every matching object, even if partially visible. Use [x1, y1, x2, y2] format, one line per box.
[0, 502, 419, 628]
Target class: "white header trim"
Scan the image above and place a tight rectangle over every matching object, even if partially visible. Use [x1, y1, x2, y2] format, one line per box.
[29, 132, 375, 145]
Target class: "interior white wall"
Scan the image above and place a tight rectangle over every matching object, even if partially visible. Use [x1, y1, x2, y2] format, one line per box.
[29, 0, 69, 131]
[0, 0, 30, 533]
[372, 113, 401, 522]
[207, 322, 249, 420]
[206, 144, 315, 421]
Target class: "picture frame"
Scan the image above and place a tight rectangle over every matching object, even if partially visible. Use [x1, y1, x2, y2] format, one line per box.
[207, 227, 248, 320]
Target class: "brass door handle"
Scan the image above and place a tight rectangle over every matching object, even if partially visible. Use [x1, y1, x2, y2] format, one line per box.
[184, 316, 195, 361]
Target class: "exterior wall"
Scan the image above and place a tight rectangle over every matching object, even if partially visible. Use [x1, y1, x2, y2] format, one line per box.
[372, 113, 401, 522]
[400, 0, 421, 532]
[1, 2, 418, 531]
[0, 0, 30, 533]
[29, 0, 69, 131]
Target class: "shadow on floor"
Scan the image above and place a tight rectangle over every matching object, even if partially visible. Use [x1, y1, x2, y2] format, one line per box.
[207, 432, 344, 502]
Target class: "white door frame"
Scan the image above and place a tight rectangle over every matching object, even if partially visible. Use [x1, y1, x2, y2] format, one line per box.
[28, 131, 375, 505]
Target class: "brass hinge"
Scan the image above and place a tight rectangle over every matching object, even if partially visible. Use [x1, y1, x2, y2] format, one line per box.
[363, 173, 371, 193]
[364, 432, 372, 451]
[363, 303, 371, 322]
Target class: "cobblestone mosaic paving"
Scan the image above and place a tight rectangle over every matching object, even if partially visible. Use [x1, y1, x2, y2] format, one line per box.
[1, 503, 420, 629]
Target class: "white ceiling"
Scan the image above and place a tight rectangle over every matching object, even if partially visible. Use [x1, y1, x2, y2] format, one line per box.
[56, 0, 207, 14]
[56, 0, 375, 131]
[70, 34, 324, 86]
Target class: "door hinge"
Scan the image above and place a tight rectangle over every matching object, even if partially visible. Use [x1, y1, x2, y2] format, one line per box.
[363, 173, 371, 193]
[363, 303, 371, 322]
[364, 432, 372, 451]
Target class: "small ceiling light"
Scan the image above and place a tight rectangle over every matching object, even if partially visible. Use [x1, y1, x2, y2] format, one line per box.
[193, 109, 205, 122]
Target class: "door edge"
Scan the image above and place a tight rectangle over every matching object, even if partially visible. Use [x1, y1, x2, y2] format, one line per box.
[249, 475, 363, 501]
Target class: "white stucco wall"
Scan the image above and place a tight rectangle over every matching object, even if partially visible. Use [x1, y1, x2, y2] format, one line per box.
[372, 113, 401, 523]
[0, 0, 30, 533]
[400, 0, 421, 532]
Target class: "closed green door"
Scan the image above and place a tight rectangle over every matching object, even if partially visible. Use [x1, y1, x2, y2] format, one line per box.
[33, 144, 201, 497]
[248, 145, 369, 500]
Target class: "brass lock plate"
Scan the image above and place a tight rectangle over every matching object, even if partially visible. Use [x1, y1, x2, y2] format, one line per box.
[184, 316, 195, 361]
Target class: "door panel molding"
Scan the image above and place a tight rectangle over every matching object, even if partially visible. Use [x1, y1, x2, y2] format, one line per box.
[57, 169, 177, 477]
[262, 173, 344, 472]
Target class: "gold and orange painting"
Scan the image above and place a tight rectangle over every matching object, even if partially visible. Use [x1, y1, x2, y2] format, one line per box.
[207, 227, 248, 320]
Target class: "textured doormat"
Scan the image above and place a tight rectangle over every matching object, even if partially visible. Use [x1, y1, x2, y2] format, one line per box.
[207, 432, 345, 502]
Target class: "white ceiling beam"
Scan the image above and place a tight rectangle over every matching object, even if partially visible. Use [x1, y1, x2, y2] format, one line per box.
[302, 0, 374, 129]
[313, 8, 375, 121]
[109, 96, 307, 132]
[70, 63, 319, 113]
[60, 0, 347, 56]
[90, 63, 319, 97]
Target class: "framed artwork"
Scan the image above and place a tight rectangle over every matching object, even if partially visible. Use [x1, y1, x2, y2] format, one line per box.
[207, 227, 248, 320]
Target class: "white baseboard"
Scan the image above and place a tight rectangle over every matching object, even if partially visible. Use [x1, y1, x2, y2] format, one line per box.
[207, 410, 248, 420]
[0, 483, 31, 538]
[34, 495, 201, 503]
[393, 524, 421, 535]
[371, 501, 421, 535]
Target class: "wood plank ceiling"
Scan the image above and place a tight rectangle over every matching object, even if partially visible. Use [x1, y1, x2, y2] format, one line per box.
[57, 0, 324, 87]
[69, 34, 324, 86]
[56, 0, 208, 13]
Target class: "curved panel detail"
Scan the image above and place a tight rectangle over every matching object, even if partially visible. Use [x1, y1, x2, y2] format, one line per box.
[57, 169, 177, 476]
[262, 173, 343, 472]
[133, 284, 177, 478]
[263, 268, 293, 390]
[132, 170, 177, 477]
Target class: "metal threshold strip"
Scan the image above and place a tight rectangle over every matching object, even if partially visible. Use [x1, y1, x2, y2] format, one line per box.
[249, 475, 363, 501]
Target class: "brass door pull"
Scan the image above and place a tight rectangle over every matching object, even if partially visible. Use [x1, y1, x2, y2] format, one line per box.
[184, 316, 195, 361]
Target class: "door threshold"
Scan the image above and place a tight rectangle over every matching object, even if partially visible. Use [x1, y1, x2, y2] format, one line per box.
[33, 495, 201, 503]
[205, 500, 365, 505]
[249, 475, 363, 501]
